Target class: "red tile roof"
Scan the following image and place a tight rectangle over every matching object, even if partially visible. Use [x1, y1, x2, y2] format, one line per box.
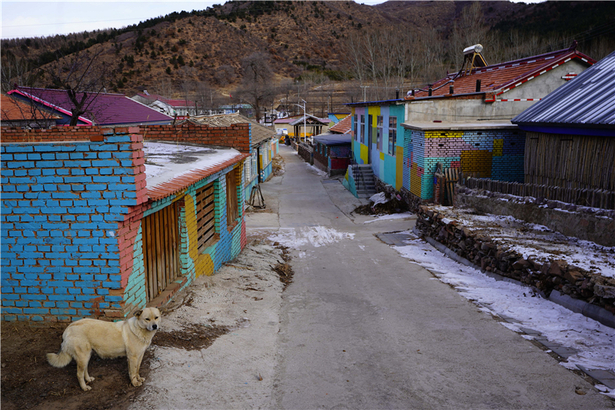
[10, 87, 173, 126]
[1, 94, 60, 121]
[406, 46, 595, 101]
[329, 115, 352, 134]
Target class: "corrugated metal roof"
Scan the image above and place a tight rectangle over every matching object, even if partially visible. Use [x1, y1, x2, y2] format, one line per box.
[313, 133, 351, 146]
[191, 113, 275, 146]
[513, 50, 615, 127]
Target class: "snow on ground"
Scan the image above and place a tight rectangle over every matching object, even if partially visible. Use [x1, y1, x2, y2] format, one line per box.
[429, 206, 615, 279]
[268, 226, 354, 250]
[364, 212, 415, 224]
[306, 163, 327, 177]
[392, 232, 615, 379]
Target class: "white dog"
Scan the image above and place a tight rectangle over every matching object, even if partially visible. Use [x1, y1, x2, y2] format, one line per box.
[47, 307, 161, 391]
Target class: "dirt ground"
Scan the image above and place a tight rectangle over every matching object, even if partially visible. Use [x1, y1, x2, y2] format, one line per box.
[1, 240, 292, 410]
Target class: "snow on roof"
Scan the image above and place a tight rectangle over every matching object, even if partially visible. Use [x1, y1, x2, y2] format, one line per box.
[144, 141, 244, 200]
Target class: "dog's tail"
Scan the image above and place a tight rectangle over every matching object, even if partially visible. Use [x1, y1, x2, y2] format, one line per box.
[47, 350, 72, 368]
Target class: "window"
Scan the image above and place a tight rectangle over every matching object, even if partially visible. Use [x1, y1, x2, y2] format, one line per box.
[376, 115, 383, 151]
[360, 114, 365, 144]
[353, 114, 358, 141]
[368, 114, 373, 145]
[226, 168, 239, 228]
[388, 116, 397, 156]
[244, 156, 252, 184]
[196, 182, 216, 251]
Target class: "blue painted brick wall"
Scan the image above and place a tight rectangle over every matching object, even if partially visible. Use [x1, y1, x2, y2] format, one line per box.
[1, 131, 139, 322]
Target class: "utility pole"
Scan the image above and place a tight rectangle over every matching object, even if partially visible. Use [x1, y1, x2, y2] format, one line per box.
[295, 99, 307, 143]
[360, 85, 369, 102]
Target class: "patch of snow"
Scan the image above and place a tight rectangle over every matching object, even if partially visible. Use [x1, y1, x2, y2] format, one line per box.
[392, 235, 615, 373]
[364, 212, 414, 224]
[307, 163, 327, 176]
[143, 141, 242, 188]
[595, 384, 615, 399]
[268, 226, 354, 248]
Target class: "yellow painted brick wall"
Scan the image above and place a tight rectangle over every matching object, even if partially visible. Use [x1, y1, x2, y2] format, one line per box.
[493, 139, 504, 156]
[425, 131, 464, 139]
[185, 193, 215, 277]
[410, 164, 422, 197]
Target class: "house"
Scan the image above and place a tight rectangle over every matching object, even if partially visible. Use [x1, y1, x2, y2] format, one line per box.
[1, 94, 60, 128]
[273, 114, 331, 140]
[1, 123, 252, 322]
[191, 113, 279, 199]
[131, 92, 205, 118]
[346, 98, 406, 195]
[345, 44, 595, 202]
[9, 86, 173, 127]
[313, 133, 352, 176]
[512, 49, 615, 192]
[328, 112, 351, 124]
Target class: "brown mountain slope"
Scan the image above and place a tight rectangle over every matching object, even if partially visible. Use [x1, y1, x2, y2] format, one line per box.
[2, 0, 614, 102]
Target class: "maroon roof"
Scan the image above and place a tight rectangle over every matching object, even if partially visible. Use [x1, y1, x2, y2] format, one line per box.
[407, 46, 595, 100]
[13, 87, 173, 126]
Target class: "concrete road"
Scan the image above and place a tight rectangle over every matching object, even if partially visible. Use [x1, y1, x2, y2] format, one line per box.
[247, 146, 613, 410]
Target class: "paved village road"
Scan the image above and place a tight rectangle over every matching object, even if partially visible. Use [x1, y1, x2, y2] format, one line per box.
[247, 146, 612, 410]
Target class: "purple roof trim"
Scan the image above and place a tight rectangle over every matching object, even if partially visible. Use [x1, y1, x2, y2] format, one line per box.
[14, 87, 173, 126]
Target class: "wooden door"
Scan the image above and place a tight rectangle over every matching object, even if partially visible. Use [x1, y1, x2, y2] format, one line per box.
[143, 203, 180, 301]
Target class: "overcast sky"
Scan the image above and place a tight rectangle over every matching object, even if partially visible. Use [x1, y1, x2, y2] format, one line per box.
[1, 0, 390, 39]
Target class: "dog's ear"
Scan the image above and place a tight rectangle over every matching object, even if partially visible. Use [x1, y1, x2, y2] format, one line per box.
[135, 309, 143, 318]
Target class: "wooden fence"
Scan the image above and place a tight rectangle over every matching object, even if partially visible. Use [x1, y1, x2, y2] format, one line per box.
[463, 177, 615, 210]
[525, 132, 615, 191]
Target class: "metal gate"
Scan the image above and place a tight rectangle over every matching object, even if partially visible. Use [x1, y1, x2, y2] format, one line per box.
[143, 203, 180, 301]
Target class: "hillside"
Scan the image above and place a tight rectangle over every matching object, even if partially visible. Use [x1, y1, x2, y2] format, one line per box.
[2, 0, 614, 111]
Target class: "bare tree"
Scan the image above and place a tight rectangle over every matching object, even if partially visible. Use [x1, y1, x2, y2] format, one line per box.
[233, 52, 276, 122]
[42, 48, 114, 126]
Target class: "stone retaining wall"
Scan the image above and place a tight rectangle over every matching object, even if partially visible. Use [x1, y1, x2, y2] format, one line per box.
[456, 186, 615, 247]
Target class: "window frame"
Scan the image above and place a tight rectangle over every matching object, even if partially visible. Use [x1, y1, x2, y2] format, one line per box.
[226, 167, 240, 230]
[388, 116, 397, 156]
[376, 115, 383, 151]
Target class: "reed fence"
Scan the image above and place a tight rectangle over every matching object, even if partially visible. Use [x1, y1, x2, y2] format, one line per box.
[463, 177, 615, 210]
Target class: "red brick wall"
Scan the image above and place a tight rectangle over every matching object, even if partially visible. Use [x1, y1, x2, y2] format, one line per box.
[141, 122, 251, 153]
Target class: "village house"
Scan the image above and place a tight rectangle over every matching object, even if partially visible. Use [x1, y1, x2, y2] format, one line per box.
[273, 114, 331, 141]
[345, 44, 595, 203]
[131, 92, 206, 118]
[512, 49, 615, 193]
[1, 122, 252, 322]
[313, 114, 352, 176]
[190, 113, 279, 199]
[9, 86, 173, 127]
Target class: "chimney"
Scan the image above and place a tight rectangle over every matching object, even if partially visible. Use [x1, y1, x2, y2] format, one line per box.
[449, 84, 454, 94]
[428, 86, 433, 96]
[395, 89, 399, 99]
[475, 79, 482, 92]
